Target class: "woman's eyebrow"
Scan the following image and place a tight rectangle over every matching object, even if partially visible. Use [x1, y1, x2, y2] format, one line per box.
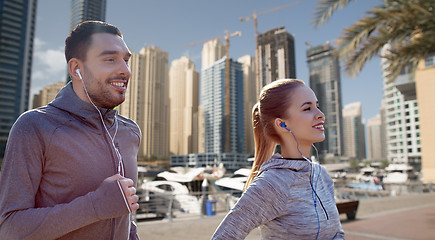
[300, 101, 319, 107]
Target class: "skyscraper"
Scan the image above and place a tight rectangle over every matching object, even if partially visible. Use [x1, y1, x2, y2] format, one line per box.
[67, 0, 107, 83]
[342, 102, 366, 160]
[0, 0, 37, 158]
[381, 45, 421, 170]
[415, 53, 435, 182]
[257, 26, 296, 95]
[237, 55, 257, 155]
[70, 0, 106, 31]
[201, 39, 225, 70]
[367, 114, 385, 161]
[168, 56, 199, 155]
[32, 81, 65, 109]
[201, 57, 244, 154]
[121, 46, 170, 161]
[306, 43, 343, 163]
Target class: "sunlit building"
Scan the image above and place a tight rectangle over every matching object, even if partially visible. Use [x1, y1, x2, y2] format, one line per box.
[168, 56, 199, 155]
[367, 114, 386, 161]
[201, 39, 225, 70]
[32, 81, 65, 108]
[415, 53, 435, 182]
[342, 102, 366, 160]
[121, 46, 169, 161]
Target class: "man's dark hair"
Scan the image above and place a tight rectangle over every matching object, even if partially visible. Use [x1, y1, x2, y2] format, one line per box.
[65, 21, 122, 63]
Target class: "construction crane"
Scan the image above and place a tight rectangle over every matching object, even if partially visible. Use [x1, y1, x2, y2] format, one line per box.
[182, 30, 241, 153]
[240, 1, 300, 95]
[181, 30, 241, 59]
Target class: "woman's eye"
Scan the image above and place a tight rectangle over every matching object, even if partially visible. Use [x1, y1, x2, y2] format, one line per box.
[304, 107, 311, 111]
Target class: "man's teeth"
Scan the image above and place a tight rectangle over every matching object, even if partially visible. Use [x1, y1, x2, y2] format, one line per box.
[111, 82, 124, 87]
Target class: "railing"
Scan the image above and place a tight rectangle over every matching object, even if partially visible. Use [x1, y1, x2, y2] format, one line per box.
[134, 190, 242, 222]
[134, 182, 434, 222]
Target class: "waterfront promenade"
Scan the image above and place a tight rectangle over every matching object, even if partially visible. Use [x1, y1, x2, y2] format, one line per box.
[136, 192, 435, 240]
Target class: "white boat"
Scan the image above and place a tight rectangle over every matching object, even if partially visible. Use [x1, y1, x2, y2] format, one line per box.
[156, 164, 226, 183]
[138, 180, 201, 214]
[214, 168, 251, 191]
[383, 164, 415, 184]
[356, 167, 378, 184]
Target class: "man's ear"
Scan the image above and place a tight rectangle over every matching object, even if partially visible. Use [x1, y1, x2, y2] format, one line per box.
[68, 58, 81, 80]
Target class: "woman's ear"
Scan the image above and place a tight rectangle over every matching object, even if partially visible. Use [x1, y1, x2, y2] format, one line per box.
[274, 118, 288, 133]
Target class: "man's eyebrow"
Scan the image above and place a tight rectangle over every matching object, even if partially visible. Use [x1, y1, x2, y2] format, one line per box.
[98, 50, 131, 57]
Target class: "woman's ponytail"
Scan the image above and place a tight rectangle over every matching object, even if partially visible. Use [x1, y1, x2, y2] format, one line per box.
[244, 103, 276, 189]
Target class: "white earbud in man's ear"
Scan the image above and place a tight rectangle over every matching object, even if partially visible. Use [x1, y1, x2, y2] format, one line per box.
[76, 69, 83, 80]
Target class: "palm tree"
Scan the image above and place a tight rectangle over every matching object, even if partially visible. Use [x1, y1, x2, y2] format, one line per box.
[313, 0, 435, 83]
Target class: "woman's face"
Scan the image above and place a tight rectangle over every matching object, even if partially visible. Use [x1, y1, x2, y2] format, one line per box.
[281, 85, 325, 146]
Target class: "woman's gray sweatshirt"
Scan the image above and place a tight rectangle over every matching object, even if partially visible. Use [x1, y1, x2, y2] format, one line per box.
[212, 154, 345, 239]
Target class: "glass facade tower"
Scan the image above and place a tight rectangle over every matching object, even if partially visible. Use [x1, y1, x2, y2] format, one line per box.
[70, 0, 106, 31]
[307, 43, 343, 162]
[201, 57, 245, 154]
[0, 0, 37, 158]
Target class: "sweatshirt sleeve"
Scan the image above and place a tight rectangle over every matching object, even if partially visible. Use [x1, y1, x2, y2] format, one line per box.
[0, 114, 130, 240]
[333, 221, 345, 239]
[211, 175, 286, 240]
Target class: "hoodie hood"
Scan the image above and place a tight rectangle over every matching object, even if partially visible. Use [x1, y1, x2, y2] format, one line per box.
[258, 154, 312, 175]
[49, 82, 116, 131]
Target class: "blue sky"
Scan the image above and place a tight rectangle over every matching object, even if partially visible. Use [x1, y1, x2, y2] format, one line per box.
[32, 0, 384, 121]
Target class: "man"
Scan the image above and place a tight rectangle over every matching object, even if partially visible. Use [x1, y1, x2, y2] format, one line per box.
[0, 21, 141, 239]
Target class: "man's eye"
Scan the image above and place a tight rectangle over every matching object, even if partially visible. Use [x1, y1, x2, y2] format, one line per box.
[105, 58, 115, 62]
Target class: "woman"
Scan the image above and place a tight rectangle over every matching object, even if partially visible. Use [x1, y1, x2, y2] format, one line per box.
[211, 79, 344, 239]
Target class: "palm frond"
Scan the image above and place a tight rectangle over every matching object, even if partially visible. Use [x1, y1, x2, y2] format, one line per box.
[312, 0, 357, 28]
[334, 0, 435, 81]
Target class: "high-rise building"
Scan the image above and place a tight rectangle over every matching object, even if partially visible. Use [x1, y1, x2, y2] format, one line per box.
[121, 46, 169, 161]
[32, 81, 65, 108]
[257, 26, 296, 95]
[367, 114, 385, 161]
[0, 0, 37, 158]
[168, 56, 199, 155]
[201, 57, 244, 154]
[306, 43, 343, 163]
[381, 45, 421, 170]
[67, 0, 106, 83]
[414, 54, 435, 182]
[237, 55, 257, 155]
[201, 39, 225, 70]
[70, 0, 106, 31]
[342, 102, 366, 160]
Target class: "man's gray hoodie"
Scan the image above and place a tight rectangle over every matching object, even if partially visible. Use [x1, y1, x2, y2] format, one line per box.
[0, 83, 141, 239]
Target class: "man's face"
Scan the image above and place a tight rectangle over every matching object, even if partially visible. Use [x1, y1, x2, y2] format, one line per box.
[80, 33, 131, 109]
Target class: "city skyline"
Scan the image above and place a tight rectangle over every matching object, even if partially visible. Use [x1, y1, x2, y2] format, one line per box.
[32, 0, 384, 122]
